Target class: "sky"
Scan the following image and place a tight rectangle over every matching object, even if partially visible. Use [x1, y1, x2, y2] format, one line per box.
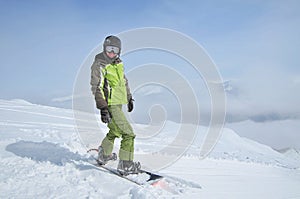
[0, 0, 300, 149]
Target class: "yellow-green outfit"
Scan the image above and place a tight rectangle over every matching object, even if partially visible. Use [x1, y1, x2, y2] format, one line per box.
[90, 52, 135, 161]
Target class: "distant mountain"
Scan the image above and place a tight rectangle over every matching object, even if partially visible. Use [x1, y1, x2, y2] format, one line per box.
[207, 128, 300, 169]
[278, 148, 300, 162]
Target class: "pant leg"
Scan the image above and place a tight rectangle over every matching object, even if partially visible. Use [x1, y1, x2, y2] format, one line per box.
[100, 113, 122, 156]
[101, 131, 118, 156]
[109, 105, 135, 161]
[119, 133, 135, 161]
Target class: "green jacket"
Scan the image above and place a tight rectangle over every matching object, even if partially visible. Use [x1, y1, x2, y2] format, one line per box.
[90, 52, 132, 109]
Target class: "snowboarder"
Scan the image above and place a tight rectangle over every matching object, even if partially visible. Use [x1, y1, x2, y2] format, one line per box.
[90, 35, 141, 175]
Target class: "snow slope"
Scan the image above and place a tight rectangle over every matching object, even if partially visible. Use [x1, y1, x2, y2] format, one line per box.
[0, 99, 300, 198]
[279, 148, 300, 163]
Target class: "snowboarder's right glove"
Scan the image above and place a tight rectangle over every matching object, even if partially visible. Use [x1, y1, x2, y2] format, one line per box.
[100, 108, 111, 123]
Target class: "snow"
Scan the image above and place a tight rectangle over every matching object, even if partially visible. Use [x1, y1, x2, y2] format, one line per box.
[0, 99, 300, 198]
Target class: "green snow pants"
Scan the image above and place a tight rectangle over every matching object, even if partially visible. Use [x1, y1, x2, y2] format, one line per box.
[101, 105, 135, 161]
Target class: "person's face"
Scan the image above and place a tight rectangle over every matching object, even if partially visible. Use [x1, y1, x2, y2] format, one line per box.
[106, 51, 117, 58]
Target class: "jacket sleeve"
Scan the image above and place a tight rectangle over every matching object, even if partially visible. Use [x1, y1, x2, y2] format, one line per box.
[90, 57, 108, 110]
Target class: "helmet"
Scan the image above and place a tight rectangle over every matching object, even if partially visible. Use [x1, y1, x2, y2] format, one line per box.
[103, 35, 121, 54]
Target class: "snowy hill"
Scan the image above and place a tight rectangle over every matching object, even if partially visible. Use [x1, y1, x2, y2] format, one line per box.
[279, 148, 300, 162]
[209, 128, 300, 168]
[1, 99, 300, 198]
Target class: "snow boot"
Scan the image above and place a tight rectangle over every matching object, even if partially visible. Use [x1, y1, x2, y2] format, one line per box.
[117, 160, 141, 175]
[97, 146, 117, 165]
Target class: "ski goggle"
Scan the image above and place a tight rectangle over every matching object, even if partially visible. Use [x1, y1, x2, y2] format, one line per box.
[105, 46, 120, 54]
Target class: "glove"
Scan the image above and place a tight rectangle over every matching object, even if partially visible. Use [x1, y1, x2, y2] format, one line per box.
[100, 108, 111, 123]
[127, 98, 134, 112]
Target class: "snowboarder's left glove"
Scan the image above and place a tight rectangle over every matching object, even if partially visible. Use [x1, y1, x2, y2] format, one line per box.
[127, 98, 134, 112]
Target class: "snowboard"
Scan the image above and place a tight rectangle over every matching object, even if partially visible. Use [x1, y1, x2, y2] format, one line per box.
[87, 149, 202, 194]
[93, 160, 164, 186]
[87, 148, 163, 186]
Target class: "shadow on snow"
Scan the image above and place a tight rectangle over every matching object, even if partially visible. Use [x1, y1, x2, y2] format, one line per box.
[5, 140, 92, 169]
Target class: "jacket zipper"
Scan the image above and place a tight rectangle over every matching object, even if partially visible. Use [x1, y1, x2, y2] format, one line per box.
[109, 87, 112, 99]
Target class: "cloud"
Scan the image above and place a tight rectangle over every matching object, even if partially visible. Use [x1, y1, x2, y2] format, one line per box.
[223, 67, 300, 123]
[135, 85, 164, 96]
[52, 95, 73, 103]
